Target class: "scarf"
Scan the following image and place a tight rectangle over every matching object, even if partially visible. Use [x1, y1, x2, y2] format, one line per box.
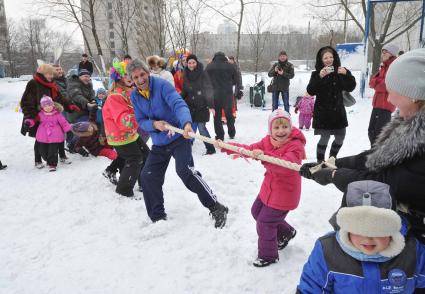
[335, 231, 392, 263]
[34, 73, 59, 99]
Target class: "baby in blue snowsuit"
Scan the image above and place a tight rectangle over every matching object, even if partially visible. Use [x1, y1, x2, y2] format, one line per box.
[297, 180, 425, 294]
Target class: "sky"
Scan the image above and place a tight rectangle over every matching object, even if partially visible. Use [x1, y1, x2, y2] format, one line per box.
[4, 0, 312, 47]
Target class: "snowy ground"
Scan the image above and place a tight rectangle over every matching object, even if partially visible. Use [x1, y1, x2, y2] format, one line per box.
[0, 74, 373, 294]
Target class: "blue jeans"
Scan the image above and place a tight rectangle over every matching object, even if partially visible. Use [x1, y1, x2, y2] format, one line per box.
[140, 136, 217, 221]
[272, 90, 289, 112]
[193, 122, 215, 153]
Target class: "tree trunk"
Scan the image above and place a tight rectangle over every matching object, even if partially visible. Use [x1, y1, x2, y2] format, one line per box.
[236, 0, 244, 62]
[371, 44, 382, 75]
[89, 0, 103, 57]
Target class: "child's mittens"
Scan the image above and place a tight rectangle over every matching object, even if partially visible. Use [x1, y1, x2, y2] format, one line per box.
[294, 107, 299, 114]
[24, 118, 35, 128]
[252, 149, 264, 159]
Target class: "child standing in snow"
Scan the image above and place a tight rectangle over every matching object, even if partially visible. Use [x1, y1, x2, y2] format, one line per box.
[295, 94, 315, 130]
[297, 180, 425, 293]
[27, 95, 72, 171]
[216, 109, 306, 267]
[71, 121, 125, 185]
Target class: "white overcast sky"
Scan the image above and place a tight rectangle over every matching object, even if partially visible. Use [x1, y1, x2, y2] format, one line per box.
[4, 0, 312, 46]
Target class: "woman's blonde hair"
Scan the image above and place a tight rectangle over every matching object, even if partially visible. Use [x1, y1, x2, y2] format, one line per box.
[37, 64, 55, 75]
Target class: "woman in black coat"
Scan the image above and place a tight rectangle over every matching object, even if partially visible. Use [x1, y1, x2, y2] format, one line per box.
[181, 54, 216, 155]
[307, 46, 356, 162]
[300, 48, 425, 246]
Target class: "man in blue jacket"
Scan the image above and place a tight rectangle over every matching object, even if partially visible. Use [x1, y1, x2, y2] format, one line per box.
[128, 59, 228, 228]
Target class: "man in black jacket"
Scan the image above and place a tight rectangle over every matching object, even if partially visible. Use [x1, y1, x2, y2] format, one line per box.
[78, 53, 93, 75]
[268, 51, 294, 112]
[206, 52, 240, 140]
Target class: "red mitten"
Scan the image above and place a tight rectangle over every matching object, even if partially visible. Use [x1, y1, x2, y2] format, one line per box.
[68, 104, 81, 112]
[24, 118, 35, 127]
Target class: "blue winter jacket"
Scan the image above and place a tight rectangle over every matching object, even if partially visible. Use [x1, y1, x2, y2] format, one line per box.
[130, 75, 192, 146]
[297, 232, 425, 294]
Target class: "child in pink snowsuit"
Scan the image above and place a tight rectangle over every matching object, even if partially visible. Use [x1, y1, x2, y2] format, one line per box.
[295, 94, 315, 130]
[27, 95, 72, 171]
[216, 109, 306, 267]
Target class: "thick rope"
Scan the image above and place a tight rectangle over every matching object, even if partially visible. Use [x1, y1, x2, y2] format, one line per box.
[165, 125, 337, 173]
[165, 124, 302, 171]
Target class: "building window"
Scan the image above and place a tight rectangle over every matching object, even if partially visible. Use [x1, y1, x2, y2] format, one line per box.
[107, 2, 112, 10]
[111, 50, 116, 57]
[108, 12, 113, 19]
[109, 22, 113, 29]
[109, 31, 114, 39]
[110, 42, 115, 49]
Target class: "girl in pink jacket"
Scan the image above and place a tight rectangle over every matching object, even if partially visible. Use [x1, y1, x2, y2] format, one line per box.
[295, 94, 315, 130]
[27, 96, 72, 171]
[217, 109, 306, 267]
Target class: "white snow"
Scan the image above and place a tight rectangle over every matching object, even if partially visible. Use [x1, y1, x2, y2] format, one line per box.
[0, 73, 374, 294]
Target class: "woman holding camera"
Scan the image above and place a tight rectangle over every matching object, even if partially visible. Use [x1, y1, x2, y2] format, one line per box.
[307, 46, 356, 162]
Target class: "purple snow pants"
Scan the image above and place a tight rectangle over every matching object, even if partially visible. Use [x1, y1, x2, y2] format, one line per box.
[298, 113, 312, 129]
[251, 196, 294, 261]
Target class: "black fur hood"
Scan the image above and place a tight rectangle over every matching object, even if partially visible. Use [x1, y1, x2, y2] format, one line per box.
[315, 46, 341, 71]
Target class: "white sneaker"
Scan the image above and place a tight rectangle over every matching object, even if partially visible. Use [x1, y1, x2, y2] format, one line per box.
[60, 157, 72, 164]
[35, 162, 45, 169]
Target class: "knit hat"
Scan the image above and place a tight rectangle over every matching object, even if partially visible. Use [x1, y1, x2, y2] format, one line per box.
[279, 51, 287, 56]
[382, 43, 399, 57]
[78, 69, 91, 77]
[268, 108, 291, 134]
[40, 95, 54, 108]
[96, 88, 107, 96]
[72, 122, 90, 133]
[385, 48, 425, 101]
[186, 54, 198, 63]
[336, 180, 405, 258]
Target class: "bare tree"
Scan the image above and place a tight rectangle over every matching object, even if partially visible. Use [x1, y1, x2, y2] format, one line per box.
[246, 4, 272, 72]
[308, 0, 422, 74]
[199, 0, 279, 62]
[5, 20, 18, 76]
[105, 0, 137, 57]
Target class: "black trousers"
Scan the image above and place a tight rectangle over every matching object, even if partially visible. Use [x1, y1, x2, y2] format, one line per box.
[38, 142, 60, 166]
[214, 98, 235, 140]
[368, 108, 392, 147]
[34, 140, 42, 163]
[114, 137, 150, 197]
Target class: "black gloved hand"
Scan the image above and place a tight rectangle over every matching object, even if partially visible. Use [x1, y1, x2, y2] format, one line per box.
[311, 168, 335, 186]
[299, 162, 320, 179]
[236, 90, 244, 100]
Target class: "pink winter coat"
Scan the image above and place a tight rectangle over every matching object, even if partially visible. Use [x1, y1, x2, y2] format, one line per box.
[297, 96, 315, 115]
[223, 128, 306, 211]
[35, 110, 72, 143]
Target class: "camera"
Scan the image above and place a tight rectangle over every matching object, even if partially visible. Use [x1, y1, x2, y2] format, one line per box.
[327, 65, 334, 73]
[276, 65, 282, 71]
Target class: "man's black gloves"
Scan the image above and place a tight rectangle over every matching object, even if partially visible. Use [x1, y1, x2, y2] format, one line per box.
[311, 168, 334, 186]
[299, 162, 319, 179]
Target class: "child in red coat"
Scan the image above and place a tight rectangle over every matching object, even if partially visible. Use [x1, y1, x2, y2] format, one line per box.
[216, 109, 306, 267]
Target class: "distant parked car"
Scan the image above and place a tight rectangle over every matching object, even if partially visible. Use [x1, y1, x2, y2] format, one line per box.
[18, 75, 33, 81]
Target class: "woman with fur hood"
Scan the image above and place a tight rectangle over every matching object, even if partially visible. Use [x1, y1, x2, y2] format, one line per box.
[299, 48, 425, 247]
[307, 46, 356, 162]
[146, 55, 175, 87]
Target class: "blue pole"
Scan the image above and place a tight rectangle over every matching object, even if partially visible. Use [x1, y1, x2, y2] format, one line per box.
[420, 0, 425, 47]
[361, 0, 372, 98]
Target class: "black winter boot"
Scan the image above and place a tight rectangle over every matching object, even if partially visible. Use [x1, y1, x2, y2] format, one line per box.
[0, 161, 7, 170]
[278, 228, 297, 250]
[209, 202, 229, 229]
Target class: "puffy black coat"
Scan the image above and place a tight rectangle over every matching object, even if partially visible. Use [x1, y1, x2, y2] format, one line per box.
[20, 73, 71, 137]
[181, 62, 214, 123]
[307, 46, 356, 130]
[67, 76, 95, 122]
[205, 52, 239, 108]
[332, 108, 425, 242]
[267, 60, 294, 91]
